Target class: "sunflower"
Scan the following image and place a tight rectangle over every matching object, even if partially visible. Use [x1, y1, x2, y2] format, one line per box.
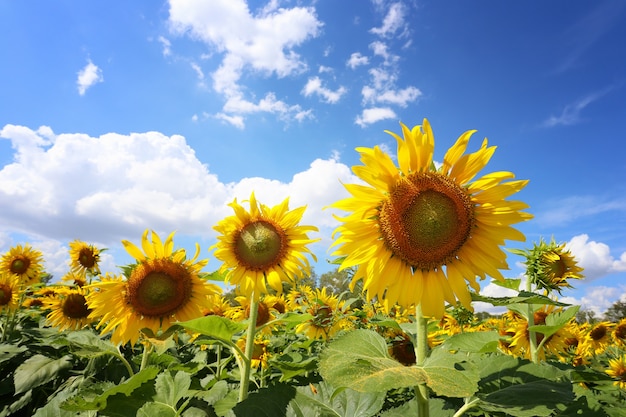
[69, 240, 102, 277]
[520, 238, 584, 295]
[295, 287, 348, 340]
[0, 274, 21, 312]
[613, 318, 626, 348]
[606, 355, 626, 390]
[330, 119, 532, 318]
[61, 271, 88, 288]
[225, 295, 276, 332]
[506, 306, 573, 361]
[581, 321, 615, 356]
[43, 286, 94, 331]
[236, 336, 270, 369]
[87, 230, 221, 346]
[1, 244, 45, 287]
[212, 192, 319, 299]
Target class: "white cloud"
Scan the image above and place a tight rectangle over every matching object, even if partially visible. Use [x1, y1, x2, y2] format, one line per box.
[536, 194, 626, 227]
[355, 107, 397, 127]
[566, 234, 626, 280]
[347, 52, 369, 69]
[370, 2, 407, 38]
[158, 36, 172, 56]
[0, 125, 360, 276]
[76, 60, 103, 96]
[541, 87, 613, 127]
[580, 285, 626, 316]
[302, 76, 347, 104]
[168, 0, 322, 124]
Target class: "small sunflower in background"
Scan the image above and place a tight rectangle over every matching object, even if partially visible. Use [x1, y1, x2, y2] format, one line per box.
[330, 118, 532, 318]
[69, 240, 103, 278]
[212, 192, 319, 299]
[0, 244, 45, 287]
[87, 230, 221, 346]
[295, 287, 348, 340]
[0, 273, 21, 313]
[61, 271, 88, 288]
[201, 294, 232, 317]
[606, 355, 626, 390]
[43, 286, 94, 331]
[515, 238, 584, 295]
[581, 321, 615, 356]
[225, 295, 277, 332]
[613, 318, 626, 348]
[236, 336, 270, 369]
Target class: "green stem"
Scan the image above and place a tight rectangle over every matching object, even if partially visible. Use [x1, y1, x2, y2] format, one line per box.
[525, 278, 539, 363]
[452, 397, 480, 417]
[414, 304, 430, 417]
[238, 294, 259, 402]
[140, 341, 153, 372]
[116, 347, 135, 377]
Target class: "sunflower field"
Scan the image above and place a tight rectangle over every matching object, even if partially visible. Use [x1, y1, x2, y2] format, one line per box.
[1, 119, 625, 417]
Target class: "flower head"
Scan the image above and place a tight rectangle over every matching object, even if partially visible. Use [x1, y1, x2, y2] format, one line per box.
[69, 240, 103, 277]
[606, 355, 626, 390]
[0, 274, 21, 312]
[87, 230, 221, 346]
[1, 244, 45, 287]
[330, 119, 532, 318]
[519, 238, 583, 294]
[43, 286, 95, 331]
[212, 192, 319, 299]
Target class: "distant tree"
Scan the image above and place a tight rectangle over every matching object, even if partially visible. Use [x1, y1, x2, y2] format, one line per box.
[318, 267, 363, 298]
[473, 311, 493, 322]
[604, 299, 626, 322]
[576, 308, 598, 324]
[40, 273, 53, 285]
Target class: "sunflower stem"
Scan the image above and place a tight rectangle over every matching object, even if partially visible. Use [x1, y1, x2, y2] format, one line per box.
[238, 294, 259, 402]
[140, 340, 153, 372]
[414, 304, 430, 417]
[525, 278, 539, 363]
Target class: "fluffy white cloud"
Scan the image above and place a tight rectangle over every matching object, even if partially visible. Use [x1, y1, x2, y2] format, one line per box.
[355, 107, 397, 127]
[0, 124, 359, 277]
[168, 0, 322, 123]
[76, 60, 103, 96]
[302, 76, 347, 104]
[347, 52, 369, 69]
[370, 2, 407, 38]
[566, 234, 626, 280]
[579, 285, 626, 316]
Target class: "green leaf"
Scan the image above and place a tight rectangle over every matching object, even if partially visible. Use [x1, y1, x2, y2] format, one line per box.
[177, 316, 247, 342]
[318, 329, 427, 392]
[213, 389, 238, 417]
[233, 384, 297, 417]
[471, 291, 570, 307]
[0, 344, 27, 365]
[61, 367, 160, 412]
[379, 398, 455, 417]
[289, 381, 385, 417]
[65, 330, 121, 358]
[154, 370, 192, 408]
[475, 355, 574, 417]
[439, 331, 501, 353]
[137, 402, 177, 417]
[190, 380, 229, 405]
[270, 352, 318, 381]
[491, 278, 522, 291]
[14, 354, 73, 394]
[421, 349, 479, 398]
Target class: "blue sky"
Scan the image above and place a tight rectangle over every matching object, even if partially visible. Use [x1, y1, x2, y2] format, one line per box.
[1, 0, 625, 315]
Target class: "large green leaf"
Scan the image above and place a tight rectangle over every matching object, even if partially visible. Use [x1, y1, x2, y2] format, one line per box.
[421, 349, 479, 398]
[475, 355, 574, 417]
[318, 329, 427, 392]
[289, 382, 386, 417]
[65, 330, 121, 359]
[232, 384, 297, 417]
[177, 316, 247, 342]
[153, 370, 192, 409]
[137, 402, 177, 417]
[0, 344, 27, 365]
[471, 291, 570, 307]
[14, 354, 73, 394]
[61, 367, 160, 412]
[439, 331, 501, 353]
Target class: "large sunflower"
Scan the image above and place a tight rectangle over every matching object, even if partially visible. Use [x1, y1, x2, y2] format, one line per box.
[212, 192, 319, 299]
[69, 240, 102, 277]
[87, 230, 221, 346]
[330, 119, 532, 318]
[0, 244, 45, 287]
[43, 286, 94, 331]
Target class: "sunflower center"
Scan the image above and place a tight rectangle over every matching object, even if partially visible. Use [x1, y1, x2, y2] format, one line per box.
[590, 325, 607, 341]
[79, 248, 97, 268]
[62, 293, 91, 319]
[234, 220, 287, 270]
[0, 283, 12, 306]
[379, 173, 475, 270]
[127, 260, 192, 318]
[10, 257, 30, 274]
